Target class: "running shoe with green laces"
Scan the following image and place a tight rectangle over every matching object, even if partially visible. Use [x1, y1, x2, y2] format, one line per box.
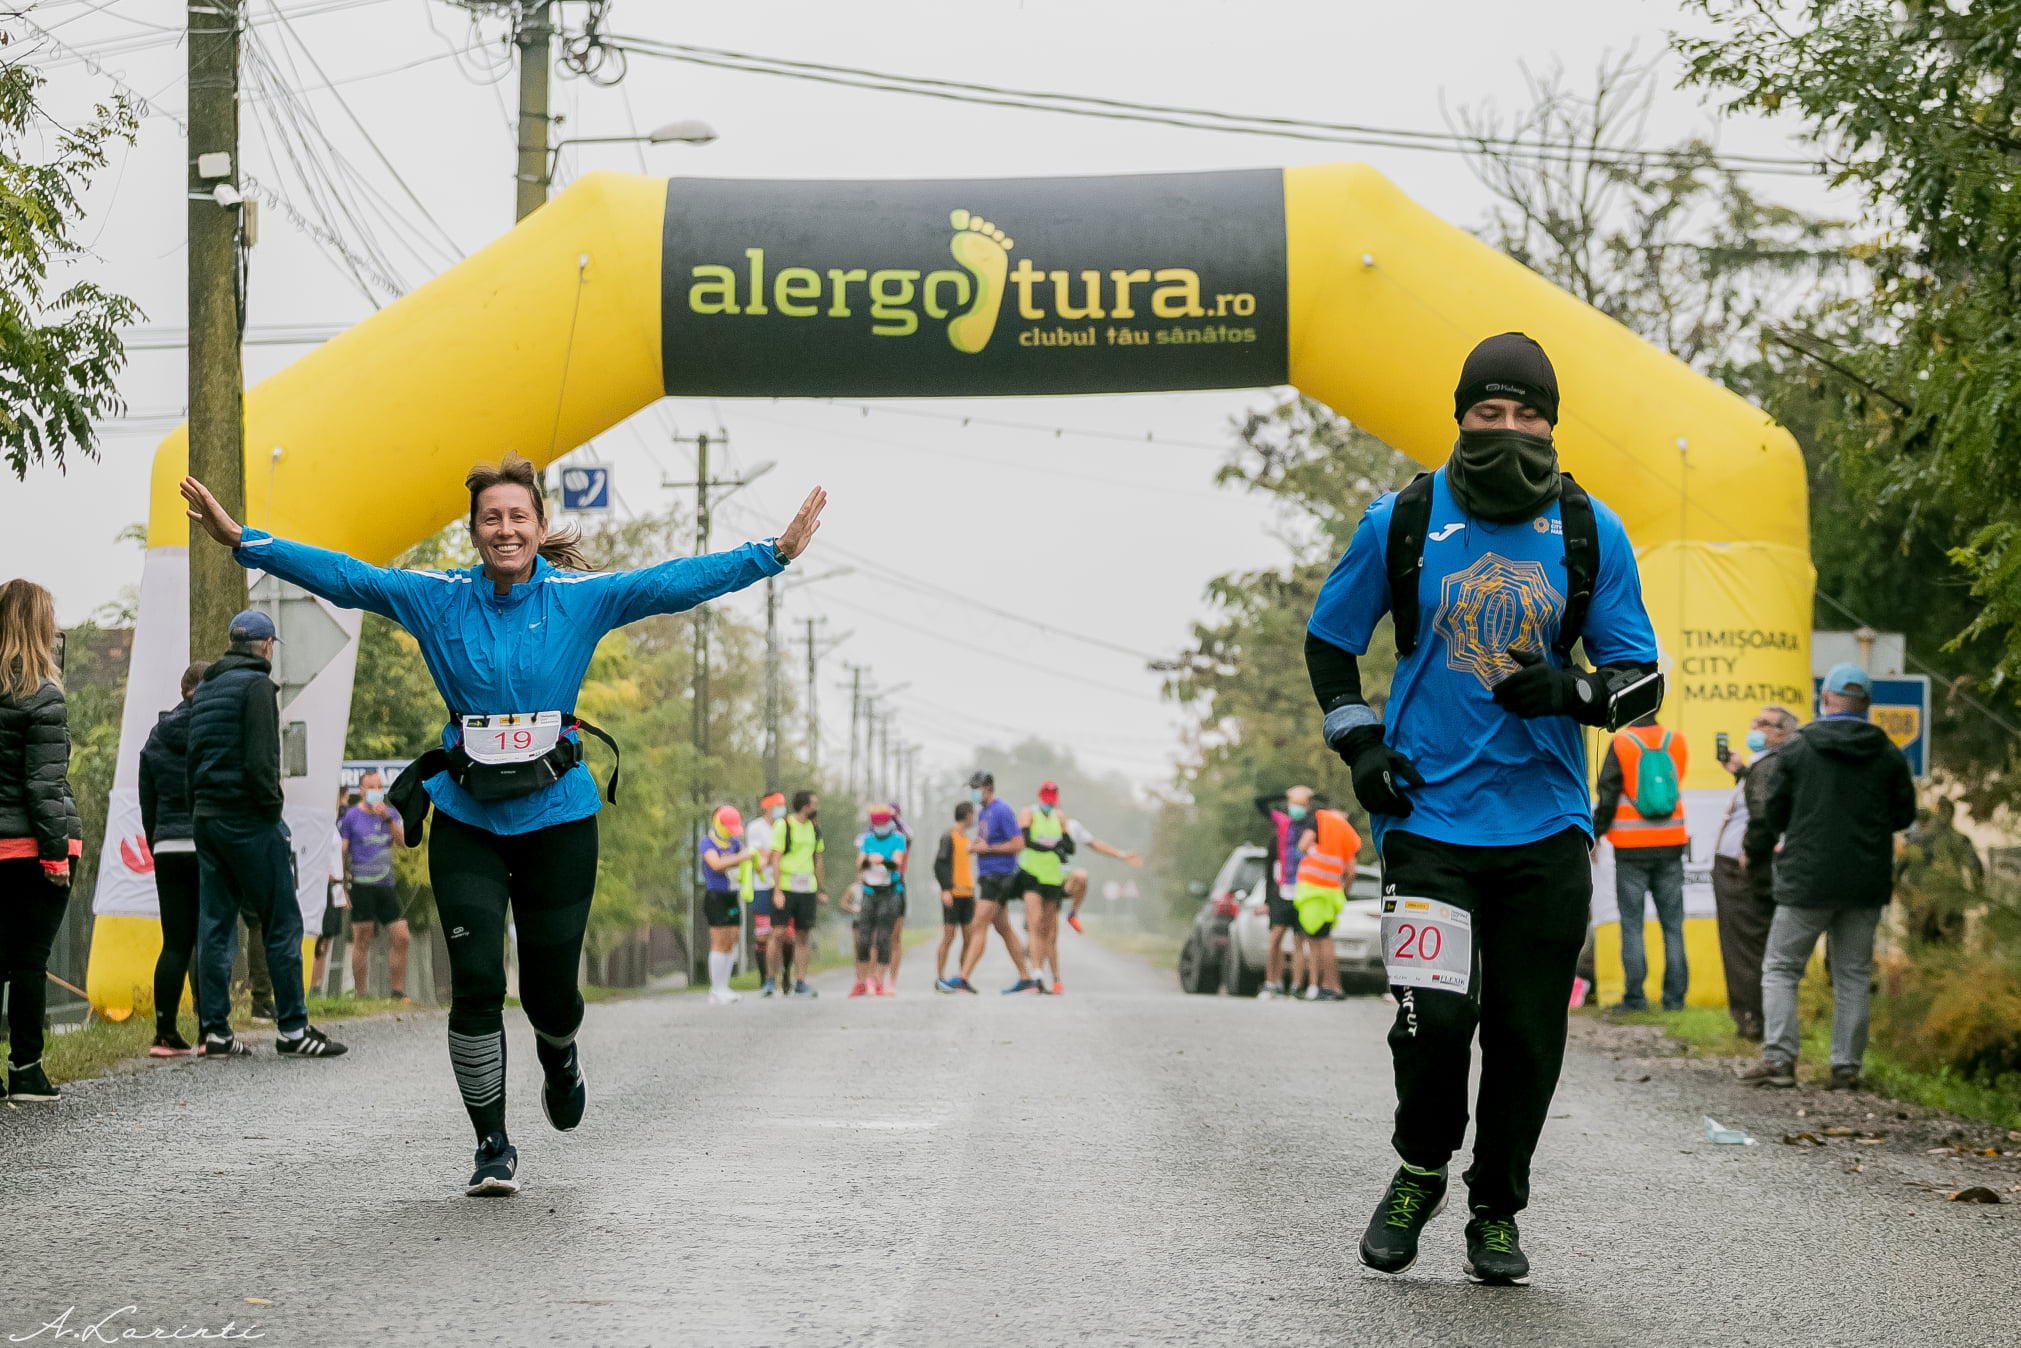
[1463, 1208, 1530, 1285]
[1358, 1166, 1447, 1274]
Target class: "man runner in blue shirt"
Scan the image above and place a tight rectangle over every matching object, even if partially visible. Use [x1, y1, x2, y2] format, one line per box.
[1304, 333, 1660, 1287]
[953, 771, 1041, 994]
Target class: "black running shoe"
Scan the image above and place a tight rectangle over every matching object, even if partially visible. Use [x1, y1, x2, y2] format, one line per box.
[275, 1026, 348, 1058]
[541, 1042, 587, 1132]
[7, 1060, 59, 1102]
[200, 1033, 253, 1058]
[1463, 1208, 1531, 1286]
[467, 1132, 519, 1197]
[1358, 1166, 1447, 1274]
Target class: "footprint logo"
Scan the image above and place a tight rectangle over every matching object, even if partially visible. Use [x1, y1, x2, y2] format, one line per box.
[946, 209, 1012, 355]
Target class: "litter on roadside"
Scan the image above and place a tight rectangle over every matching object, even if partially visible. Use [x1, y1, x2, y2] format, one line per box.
[1704, 1116, 1754, 1145]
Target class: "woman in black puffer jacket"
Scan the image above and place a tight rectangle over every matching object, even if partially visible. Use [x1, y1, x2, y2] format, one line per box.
[0, 579, 82, 1103]
[138, 661, 210, 1056]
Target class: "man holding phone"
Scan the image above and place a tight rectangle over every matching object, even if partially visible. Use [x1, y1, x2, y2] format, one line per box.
[1303, 333, 1661, 1286]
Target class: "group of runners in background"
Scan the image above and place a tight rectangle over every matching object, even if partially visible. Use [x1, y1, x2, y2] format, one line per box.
[695, 770, 1144, 1001]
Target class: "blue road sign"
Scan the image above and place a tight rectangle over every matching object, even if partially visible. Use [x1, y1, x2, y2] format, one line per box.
[1811, 674, 1931, 778]
[561, 465, 611, 512]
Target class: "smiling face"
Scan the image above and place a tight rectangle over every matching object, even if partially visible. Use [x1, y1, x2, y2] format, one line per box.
[1460, 397, 1553, 437]
[471, 483, 549, 586]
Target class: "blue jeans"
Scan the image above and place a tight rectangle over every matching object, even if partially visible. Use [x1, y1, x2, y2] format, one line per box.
[194, 815, 306, 1037]
[1761, 904, 1882, 1072]
[1614, 851, 1687, 1010]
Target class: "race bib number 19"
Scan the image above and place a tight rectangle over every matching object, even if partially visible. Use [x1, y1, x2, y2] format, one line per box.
[1381, 897, 1473, 993]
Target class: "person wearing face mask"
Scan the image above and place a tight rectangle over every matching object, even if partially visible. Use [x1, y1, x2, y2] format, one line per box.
[851, 807, 907, 996]
[1254, 785, 1317, 999]
[746, 792, 785, 995]
[770, 791, 825, 998]
[1710, 706, 1799, 1041]
[1303, 332, 1661, 1287]
[180, 455, 825, 1197]
[700, 805, 749, 1005]
[954, 771, 1040, 994]
[339, 771, 409, 1001]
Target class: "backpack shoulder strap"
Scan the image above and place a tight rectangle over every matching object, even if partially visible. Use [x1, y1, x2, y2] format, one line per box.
[1555, 472, 1599, 658]
[1384, 472, 1436, 657]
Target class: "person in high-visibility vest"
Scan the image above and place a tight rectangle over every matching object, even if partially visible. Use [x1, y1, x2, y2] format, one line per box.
[1292, 807, 1361, 1001]
[1592, 714, 1690, 1013]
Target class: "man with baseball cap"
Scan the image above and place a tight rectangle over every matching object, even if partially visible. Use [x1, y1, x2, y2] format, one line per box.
[1738, 663, 1916, 1090]
[954, 770, 1041, 994]
[188, 610, 346, 1058]
[1304, 332, 1660, 1284]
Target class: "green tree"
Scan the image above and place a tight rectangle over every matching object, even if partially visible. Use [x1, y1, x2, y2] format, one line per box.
[1153, 397, 1418, 917]
[1677, 2, 2021, 687]
[0, 38, 140, 478]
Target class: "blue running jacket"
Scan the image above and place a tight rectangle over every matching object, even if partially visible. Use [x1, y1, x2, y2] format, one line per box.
[235, 527, 784, 835]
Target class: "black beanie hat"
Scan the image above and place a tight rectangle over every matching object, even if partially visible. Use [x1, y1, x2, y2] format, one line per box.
[1453, 332, 1559, 425]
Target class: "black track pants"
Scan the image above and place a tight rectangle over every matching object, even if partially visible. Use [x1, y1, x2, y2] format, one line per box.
[1378, 826, 1591, 1215]
[428, 811, 597, 1139]
[0, 858, 72, 1068]
[152, 853, 200, 1034]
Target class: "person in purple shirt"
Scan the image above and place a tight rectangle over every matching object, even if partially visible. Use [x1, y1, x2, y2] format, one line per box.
[952, 771, 1040, 994]
[338, 771, 408, 1001]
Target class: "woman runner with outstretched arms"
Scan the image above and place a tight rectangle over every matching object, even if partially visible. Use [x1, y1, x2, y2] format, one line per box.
[182, 455, 825, 1196]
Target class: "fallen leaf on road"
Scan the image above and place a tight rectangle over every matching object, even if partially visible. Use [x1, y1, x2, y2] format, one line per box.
[1822, 1126, 1857, 1137]
[1949, 1187, 2004, 1204]
[1927, 1146, 1960, 1155]
[243, 1298, 272, 1305]
[1855, 1137, 1887, 1145]
[1979, 1148, 2001, 1157]
[1783, 1132, 1825, 1146]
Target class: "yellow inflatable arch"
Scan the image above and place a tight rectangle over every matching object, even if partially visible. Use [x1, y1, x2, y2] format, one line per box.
[91, 165, 1809, 1014]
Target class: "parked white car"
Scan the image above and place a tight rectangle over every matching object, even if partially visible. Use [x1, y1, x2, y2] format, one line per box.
[1222, 862, 1386, 996]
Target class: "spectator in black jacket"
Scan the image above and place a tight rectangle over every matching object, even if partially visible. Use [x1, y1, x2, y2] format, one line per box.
[0, 579, 80, 1102]
[138, 661, 209, 1056]
[1736, 665, 1916, 1089]
[187, 610, 345, 1059]
[1709, 705, 1799, 1041]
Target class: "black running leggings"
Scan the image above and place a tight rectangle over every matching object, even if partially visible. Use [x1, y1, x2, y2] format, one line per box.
[0, 858, 71, 1068]
[151, 852, 200, 1034]
[428, 811, 597, 1139]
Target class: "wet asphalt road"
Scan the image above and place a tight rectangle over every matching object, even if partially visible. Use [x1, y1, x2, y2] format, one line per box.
[3, 929, 2016, 1347]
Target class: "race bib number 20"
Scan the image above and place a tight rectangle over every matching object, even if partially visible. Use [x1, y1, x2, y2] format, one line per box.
[1381, 897, 1473, 994]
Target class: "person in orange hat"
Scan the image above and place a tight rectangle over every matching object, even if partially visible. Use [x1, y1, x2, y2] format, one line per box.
[700, 804, 749, 1005]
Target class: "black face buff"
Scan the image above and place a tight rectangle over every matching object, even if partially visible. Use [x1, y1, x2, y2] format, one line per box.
[1454, 332, 1559, 426]
[1446, 428, 1562, 523]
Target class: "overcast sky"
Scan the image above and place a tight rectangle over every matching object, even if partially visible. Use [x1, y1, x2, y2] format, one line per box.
[6, 0, 1846, 790]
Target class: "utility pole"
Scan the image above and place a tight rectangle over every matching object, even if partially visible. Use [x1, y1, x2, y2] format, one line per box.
[763, 574, 780, 794]
[187, 0, 245, 661]
[846, 666, 864, 797]
[513, 1, 554, 222]
[663, 432, 767, 984]
[805, 618, 820, 778]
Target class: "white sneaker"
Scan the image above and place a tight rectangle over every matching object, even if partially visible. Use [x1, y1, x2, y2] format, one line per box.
[708, 988, 742, 1005]
[1257, 983, 1280, 1001]
[1304, 985, 1319, 1002]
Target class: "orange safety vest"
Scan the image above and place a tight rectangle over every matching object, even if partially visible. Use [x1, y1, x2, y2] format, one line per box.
[1609, 726, 1688, 848]
[951, 829, 973, 897]
[1295, 809, 1361, 890]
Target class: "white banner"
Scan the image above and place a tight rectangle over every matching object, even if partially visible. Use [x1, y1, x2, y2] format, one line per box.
[95, 547, 362, 931]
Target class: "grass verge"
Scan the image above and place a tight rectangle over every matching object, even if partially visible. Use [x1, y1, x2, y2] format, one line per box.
[1591, 1005, 2021, 1131]
[1078, 918, 1185, 973]
[36, 995, 414, 1085]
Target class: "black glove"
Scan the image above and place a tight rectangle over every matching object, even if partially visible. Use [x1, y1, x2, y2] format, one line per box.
[1335, 724, 1426, 818]
[1491, 649, 1602, 724]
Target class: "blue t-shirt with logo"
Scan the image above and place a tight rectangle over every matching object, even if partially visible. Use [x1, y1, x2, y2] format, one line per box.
[1307, 467, 1658, 849]
[857, 830, 907, 889]
[973, 797, 1021, 876]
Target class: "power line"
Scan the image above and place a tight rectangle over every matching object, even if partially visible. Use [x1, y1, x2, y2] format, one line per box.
[606, 35, 1824, 178]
